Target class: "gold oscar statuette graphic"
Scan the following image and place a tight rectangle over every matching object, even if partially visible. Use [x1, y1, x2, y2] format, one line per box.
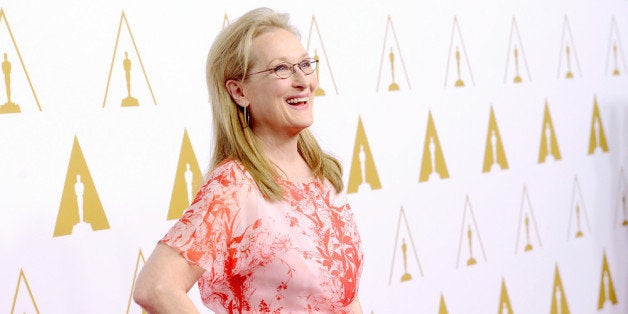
[503, 17, 532, 84]
[456, 195, 487, 268]
[222, 13, 230, 29]
[347, 116, 382, 194]
[306, 15, 338, 95]
[10, 269, 40, 314]
[612, 43, 620, 76]
[556, 16, 581, 80]
[438, 293, 449, 314]
[400, 238, 412, 282]
[121, 51, 139, 107]
[127, 249, 148, 314]
[498, 278, 513, 314]
[512, 46, 522, 83]
[574, 204, 584, 238]
[167, 129, 203, 220]
[564, 45, 574, 79]
[313, 49, 325, 96]
[515, 185, 543, 254]
[454, 46, 465, 87]
[567, 176, 591, 240]
[444, 16, 475, 88]
[0, 52, 19, 113]
[388, 47, 400, 91]
[388, 207, 423, 285]
[550, 264, 570, 314]
[524, 214, 533, 251]
[597, 251, 618, 309]
[622, 195, 628, 227]
[482, 106, 509, 173]
[587, 97, 609, 154]
[0, 9, 42, 114]
[538, 101, 561, 163]
[54, 136, 110, 237]
[504, 16, 532, 84]
[103, 11, 156, 108]
[376, 15, 410, 92]
[419, 111, 449, 182]
[606, 17, 626, 76]
[618, 168, 628, 227]
[466, 224, 476, 266]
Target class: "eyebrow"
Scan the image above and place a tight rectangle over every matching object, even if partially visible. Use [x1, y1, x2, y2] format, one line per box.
[267, 53, 310, 66]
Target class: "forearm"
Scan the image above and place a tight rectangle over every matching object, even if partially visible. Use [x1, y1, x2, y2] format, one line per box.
[135, 287, 200, 314]
[347, 297, 363, 314]
[134, 243, 205, 314]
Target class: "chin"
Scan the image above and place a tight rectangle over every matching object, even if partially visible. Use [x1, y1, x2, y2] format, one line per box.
[291, 120, 313, 134]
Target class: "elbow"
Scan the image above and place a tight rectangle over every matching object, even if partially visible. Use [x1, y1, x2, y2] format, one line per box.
[132, 281, 152, 310]
[133, 277, 163, 311]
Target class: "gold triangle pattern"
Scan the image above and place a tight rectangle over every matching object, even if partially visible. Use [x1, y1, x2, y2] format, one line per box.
[503, 16, 532, 84]
[347, 116, 382, 194]
[10, 269, 40, 314]
[615, 167, 628, 228]
[438, 293, 448, 314]
[0, 8, 42, 113]
[550, 264, 570, 314]
[127, 249, 148, 314]
[444, 16, 475, 88]
[597, 251, 618, 309]
[167, 129, 203, 220]
[566, 176, 592, 240]
[482, 106, 509, 173]
[538, 100, 561, 163]
[514, 185, 543, 254]
[456, 195, 487, 268]
[54, 135, 110, 237]
[556, 16, 582, 80]
[222, 13, 230, 29]
[102, 11, 156, 108]
[419, 110, 449, 182]
[605, 16, 627, 76]
[587, 96, 609, 154]
[388, 207, 423, 285]
[306, 15, 338, 95]
[376, 15, 411, 92]
[498, 277, 514, 314]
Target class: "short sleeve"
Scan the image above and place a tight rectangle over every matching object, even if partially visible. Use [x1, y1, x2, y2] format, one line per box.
[160, 161, 245, 278]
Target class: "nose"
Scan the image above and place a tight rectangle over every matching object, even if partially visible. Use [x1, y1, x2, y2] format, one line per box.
[291, 65, 308, 88]
[291, 65, 317, 91]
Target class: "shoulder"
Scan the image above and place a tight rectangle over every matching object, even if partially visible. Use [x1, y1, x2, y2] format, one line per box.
[313, 178, 348, 209]
[193, 159, 255, 204]
[207, 159, 249, 183]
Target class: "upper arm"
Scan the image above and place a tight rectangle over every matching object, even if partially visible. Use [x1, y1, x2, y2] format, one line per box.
[136, 242, 206, 294]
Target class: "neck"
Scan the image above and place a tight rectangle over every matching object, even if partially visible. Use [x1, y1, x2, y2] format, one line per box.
[255, 130, 313, 183]
[258, 133, 301, 164]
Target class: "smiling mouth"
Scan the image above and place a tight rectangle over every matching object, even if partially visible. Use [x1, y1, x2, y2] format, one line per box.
[286, 97, 308, 105]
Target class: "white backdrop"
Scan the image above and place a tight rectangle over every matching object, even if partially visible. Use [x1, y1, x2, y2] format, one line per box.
[1, 0, 627, 313]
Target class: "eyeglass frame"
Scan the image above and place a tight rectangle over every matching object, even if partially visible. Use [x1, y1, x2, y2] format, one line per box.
[243, 58, 319, 79]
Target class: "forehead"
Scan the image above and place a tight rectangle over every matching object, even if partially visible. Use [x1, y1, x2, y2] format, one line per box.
[250, 28, 306, 64]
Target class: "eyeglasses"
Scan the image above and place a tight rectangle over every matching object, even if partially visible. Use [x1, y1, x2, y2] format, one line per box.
[244, 58, 318, 79]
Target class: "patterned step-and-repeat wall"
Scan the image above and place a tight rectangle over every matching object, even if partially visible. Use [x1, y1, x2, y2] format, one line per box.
[1, 0, 627, 313]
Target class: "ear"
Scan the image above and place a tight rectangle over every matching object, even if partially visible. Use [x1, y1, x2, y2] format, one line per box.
[225, 79, 249, 107]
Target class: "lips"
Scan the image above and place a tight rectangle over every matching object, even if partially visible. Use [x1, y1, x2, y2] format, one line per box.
[286, 97, 308, 105]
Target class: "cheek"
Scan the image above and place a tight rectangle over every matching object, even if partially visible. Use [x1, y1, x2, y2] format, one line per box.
[308, 75, 318, 89]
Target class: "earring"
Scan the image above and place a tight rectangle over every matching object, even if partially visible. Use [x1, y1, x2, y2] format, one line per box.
[243, 106, 250, 127]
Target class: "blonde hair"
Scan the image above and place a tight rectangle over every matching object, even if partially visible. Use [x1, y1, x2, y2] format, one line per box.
[206, 7, 343, 200]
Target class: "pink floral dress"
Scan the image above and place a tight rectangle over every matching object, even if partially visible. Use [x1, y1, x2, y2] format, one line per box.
[161, 160, 363, 313]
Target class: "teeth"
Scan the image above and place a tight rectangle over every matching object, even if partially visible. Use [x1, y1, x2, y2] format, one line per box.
[286, 97, 308, 104]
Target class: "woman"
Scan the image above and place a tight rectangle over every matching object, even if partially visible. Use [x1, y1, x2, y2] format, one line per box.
[134, 7, 363, 313]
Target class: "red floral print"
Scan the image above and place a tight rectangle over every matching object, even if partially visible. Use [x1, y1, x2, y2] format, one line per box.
[161, 160, 363, 313]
